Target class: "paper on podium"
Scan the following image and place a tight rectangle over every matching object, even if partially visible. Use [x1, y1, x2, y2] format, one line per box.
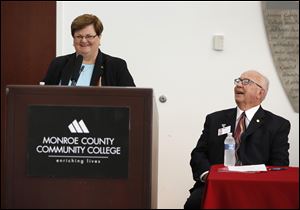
[227, 164, 267, 172]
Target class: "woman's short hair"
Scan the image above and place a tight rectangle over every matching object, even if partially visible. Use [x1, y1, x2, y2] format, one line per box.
[71, 14, 103, 37]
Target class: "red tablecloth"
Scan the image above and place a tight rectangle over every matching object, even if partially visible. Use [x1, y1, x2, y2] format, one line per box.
[202, 164, 299, 209]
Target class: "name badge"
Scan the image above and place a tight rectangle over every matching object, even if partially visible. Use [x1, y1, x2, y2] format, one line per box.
[218, 126, 231, 136]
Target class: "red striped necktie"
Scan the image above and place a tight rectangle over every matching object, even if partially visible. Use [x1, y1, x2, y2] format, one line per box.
[234, 112, 246, 165]
[234, 112, 246, 144]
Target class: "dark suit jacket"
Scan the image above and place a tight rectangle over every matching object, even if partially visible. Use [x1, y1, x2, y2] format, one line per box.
[190, 106, 290, 183]
[43, 50, 135, 87]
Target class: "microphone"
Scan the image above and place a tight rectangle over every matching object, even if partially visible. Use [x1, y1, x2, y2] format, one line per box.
[97, 66, 104, 86]
[71, 54, 84, 86]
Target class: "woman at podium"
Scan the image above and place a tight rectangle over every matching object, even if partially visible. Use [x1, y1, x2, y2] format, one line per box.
[42, 14, 135, 87]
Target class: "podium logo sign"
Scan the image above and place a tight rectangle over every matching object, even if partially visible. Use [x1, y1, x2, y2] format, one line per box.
[68, 119, 90, 133]
[27, 106, 129, 178]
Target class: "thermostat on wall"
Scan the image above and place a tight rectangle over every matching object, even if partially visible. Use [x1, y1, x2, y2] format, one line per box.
[213, 35, 224, 51]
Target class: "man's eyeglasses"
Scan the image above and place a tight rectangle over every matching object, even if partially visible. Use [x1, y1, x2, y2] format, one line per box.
[74, 34, 98, 41]
[234, 78, 263, 89]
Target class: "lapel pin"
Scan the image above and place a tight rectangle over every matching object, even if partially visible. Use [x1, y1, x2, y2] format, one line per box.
[256, 119, 260, 123]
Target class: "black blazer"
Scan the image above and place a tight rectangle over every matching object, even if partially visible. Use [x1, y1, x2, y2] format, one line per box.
[43, 50, 135, 87]
[190, 106, 290, 182]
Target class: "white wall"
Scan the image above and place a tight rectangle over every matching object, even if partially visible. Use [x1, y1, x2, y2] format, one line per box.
[56, 1, 299, 208]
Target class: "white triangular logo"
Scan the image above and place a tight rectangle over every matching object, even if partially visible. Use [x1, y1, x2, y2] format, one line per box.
[68, 119, 89, 133]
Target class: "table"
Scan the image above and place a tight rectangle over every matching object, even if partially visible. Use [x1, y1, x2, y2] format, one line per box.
[202, 164, 299, 209]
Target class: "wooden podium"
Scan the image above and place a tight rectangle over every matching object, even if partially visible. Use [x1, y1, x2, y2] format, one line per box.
[3, 85, 155, 209]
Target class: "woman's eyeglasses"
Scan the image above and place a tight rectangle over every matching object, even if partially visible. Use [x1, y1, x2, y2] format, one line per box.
[74, 34, 98, 41]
